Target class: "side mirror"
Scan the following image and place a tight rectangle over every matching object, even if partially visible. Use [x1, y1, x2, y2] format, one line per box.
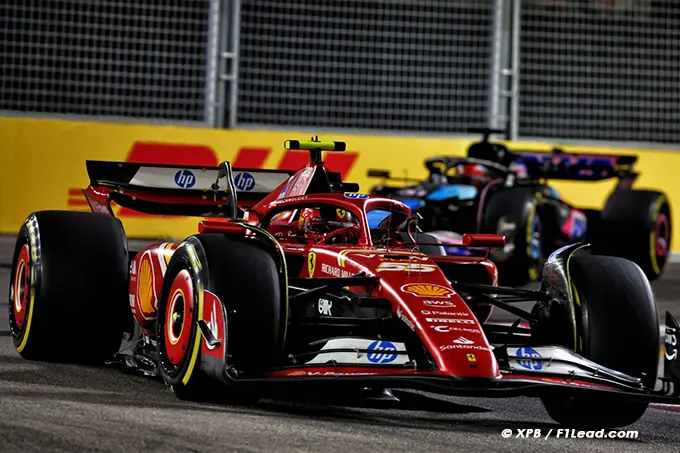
[243, 209, 260, 225]
[368, 169, 391, 178]
[462, 233, 506, 248]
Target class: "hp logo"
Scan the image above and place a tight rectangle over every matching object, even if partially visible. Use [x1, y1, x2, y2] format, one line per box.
[234, 172, 256, 191]
[174, 169, 196, 189]
[344, 193, 369, 199]
[516, 347, 542, 370]
[367, 340, 397, 364]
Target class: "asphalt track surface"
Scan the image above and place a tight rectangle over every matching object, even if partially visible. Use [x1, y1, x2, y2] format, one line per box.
[1, 236, 680, 452]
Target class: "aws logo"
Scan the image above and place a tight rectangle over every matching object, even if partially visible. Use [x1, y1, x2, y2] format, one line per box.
[67, 141, 358, 216]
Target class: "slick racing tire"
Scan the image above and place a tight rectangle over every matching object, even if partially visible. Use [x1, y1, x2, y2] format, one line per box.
[156, 233, 282, 403]
[482, 187, 544, 286]
[593, 189, 671, 281]
[9, 211, 129, 363]
[539, 255, 659, 428]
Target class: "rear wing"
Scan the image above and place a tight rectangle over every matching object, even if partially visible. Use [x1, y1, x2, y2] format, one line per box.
[462, 127, 639, 183]
[423, 152, 638, 183]
[516, 150, 638, 183]
[85, 160, 294, 217]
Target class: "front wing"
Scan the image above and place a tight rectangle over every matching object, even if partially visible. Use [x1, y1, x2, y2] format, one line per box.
[201, 341, 678, 405]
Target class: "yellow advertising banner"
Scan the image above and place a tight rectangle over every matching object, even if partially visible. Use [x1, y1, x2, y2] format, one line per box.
[0, 117, 678, 250]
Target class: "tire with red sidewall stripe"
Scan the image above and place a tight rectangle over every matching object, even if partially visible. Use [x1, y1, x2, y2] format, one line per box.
[156, 233, 282, 401]
[8, 211, 129, 362]
[156, 241, 204, 398]
[594, 189, 671, 281]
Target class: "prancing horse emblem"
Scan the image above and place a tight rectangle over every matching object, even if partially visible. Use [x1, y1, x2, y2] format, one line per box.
[308, 251, 316, 277]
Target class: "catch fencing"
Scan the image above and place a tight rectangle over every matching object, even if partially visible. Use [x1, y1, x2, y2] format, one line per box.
[1, 0, 678, 145]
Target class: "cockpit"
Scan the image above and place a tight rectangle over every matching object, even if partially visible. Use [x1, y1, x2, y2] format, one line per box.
[259, 199, 423, 249]
[263, 203, 363, 245]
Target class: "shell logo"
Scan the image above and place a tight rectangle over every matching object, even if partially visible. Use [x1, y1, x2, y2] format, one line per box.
[401, 283, 454, 298]
[137, 255, 156, 316]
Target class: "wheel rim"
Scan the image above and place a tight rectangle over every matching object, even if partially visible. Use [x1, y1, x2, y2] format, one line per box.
[162, 269, 195, 367]
[527, 206, 543, 281]
[529, 213, 542, 260]
[10, 244, 31, 336]
[654, 212, 670, 259]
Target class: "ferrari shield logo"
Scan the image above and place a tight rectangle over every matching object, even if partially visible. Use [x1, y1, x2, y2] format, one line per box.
[467, 354, 476, 362]
[308, 251, 316, 277]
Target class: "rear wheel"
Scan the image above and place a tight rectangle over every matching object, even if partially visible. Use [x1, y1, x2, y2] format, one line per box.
[593, 189, 671, 281]
[538, 254, 658, 428]
[9, 211, 129, 363]
[482, 187, 543, 286]
[156, 234, 283, 403]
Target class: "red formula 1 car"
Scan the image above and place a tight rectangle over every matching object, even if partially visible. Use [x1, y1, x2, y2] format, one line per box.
[8, 139, 680, 428]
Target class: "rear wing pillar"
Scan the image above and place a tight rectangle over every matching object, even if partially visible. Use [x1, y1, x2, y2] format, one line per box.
[212, 161, 239, 219]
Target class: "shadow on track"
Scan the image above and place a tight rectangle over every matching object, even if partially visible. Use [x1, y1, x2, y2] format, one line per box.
[253, 392, 559, 436]
[0, 352, 652, 443]
[1, 353, 556, 437]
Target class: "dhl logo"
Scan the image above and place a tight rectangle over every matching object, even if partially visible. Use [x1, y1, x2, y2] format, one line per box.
[68, 141, 358, 216]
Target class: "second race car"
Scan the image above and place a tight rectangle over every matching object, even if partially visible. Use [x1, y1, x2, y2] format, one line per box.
[368, 128, 672, 285]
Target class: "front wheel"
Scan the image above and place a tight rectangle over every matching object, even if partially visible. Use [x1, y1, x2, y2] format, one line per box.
[156, 234, 283, 402]
[537, 254, 658, 428]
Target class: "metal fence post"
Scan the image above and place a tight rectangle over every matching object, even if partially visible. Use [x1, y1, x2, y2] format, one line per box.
[488, 0, 505, 131]
[509, 0, 521, 141]
[212, 0, 242, 129]
[227, 0, 242, 129]
[488, 0, 517, 138]
[204, 0, 221, 127]
[221, 0, 242, 129]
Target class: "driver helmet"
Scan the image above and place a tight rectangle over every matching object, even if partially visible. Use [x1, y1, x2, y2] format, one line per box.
[454, 163, 488, 178]
[298, 207, 355, 236]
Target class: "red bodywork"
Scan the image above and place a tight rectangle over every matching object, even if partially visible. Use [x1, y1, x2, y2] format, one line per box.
[86, 158, 510, 382]
[248, 193, 499, 379]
